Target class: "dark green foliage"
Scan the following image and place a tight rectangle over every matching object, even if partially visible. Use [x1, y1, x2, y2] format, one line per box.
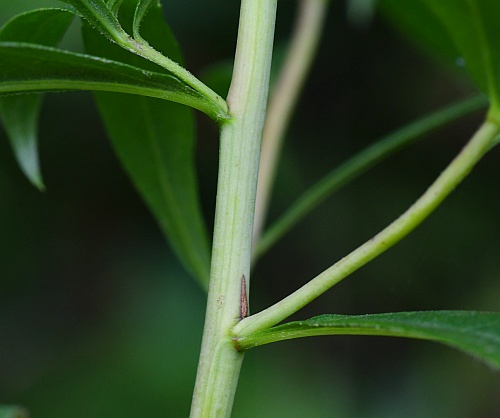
[382, 0, 500, 114]
[0, 1, 214, 285]
[83, 0, 211, 286]
[0, 8, 74, 189]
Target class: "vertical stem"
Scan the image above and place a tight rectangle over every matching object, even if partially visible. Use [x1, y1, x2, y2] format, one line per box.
[253, 0, 330, 245]
[190, 1, 277, 417]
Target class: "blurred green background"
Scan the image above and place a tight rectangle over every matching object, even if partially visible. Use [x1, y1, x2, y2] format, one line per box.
[1, 1, 499, 417]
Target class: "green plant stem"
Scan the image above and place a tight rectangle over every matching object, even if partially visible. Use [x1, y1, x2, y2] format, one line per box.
[253, 0, 329, 244]
[189, 1, 277, 417]
[124, 39, 230, 123]
[233, 115, 500, 338]
[253, 95, 488, 261]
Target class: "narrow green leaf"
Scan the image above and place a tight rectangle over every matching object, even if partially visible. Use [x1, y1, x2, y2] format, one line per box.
[0, 96, 43, 189]
[0, 8, 74, 190]
[382, 0, 500, 114]
[0, 8, 74, 46]
[0, 42, 225, 121]
[235, 311, 500, 369]
[83, 0, 211, 287]
[58, 0, 129, 44]
[0, 406, 29, 418]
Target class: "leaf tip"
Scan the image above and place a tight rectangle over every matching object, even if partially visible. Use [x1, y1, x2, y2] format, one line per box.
[13, 146, 46, 191]
[23, 169, 46, 192]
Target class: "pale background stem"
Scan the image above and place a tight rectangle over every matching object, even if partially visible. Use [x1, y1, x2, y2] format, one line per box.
[253, 0, 330, 245]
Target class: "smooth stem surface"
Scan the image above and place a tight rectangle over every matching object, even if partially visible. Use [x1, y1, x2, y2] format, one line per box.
[190, 1, 277, 417]
[234, 116, 500, 338]
[253, 95, 487, 261]
[253, 0, 329, 244]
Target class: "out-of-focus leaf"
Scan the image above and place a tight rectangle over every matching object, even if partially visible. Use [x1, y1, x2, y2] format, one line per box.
[0, 95, 43, 189]
[421, 0, 500, 113]
[0, 406, 29, 418]
[0, 43, 225, 120]
[200, 60, 233, 99]
[0, 8, 74, 190]
[347, 0, 377, 28]
[380, 0, 458, 61]
[235, 311, 500, 369]
[83, 0, 211, 287]
[381, 0, 500, 113]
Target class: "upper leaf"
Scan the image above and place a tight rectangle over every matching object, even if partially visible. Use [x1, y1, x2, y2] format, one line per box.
[83, 0, 211, 287]
[235, 311, 500, 369]
[380, 0, 458, 62]
[59, 0, 129, 44]
[59, 0, 228, 117]
[0, 8, 74, 190]
[382, 0, 500, 115]
[0, 42, 225, 120]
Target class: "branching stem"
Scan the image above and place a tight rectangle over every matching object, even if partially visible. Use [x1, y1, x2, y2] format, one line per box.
[234, 116, 500, 338]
